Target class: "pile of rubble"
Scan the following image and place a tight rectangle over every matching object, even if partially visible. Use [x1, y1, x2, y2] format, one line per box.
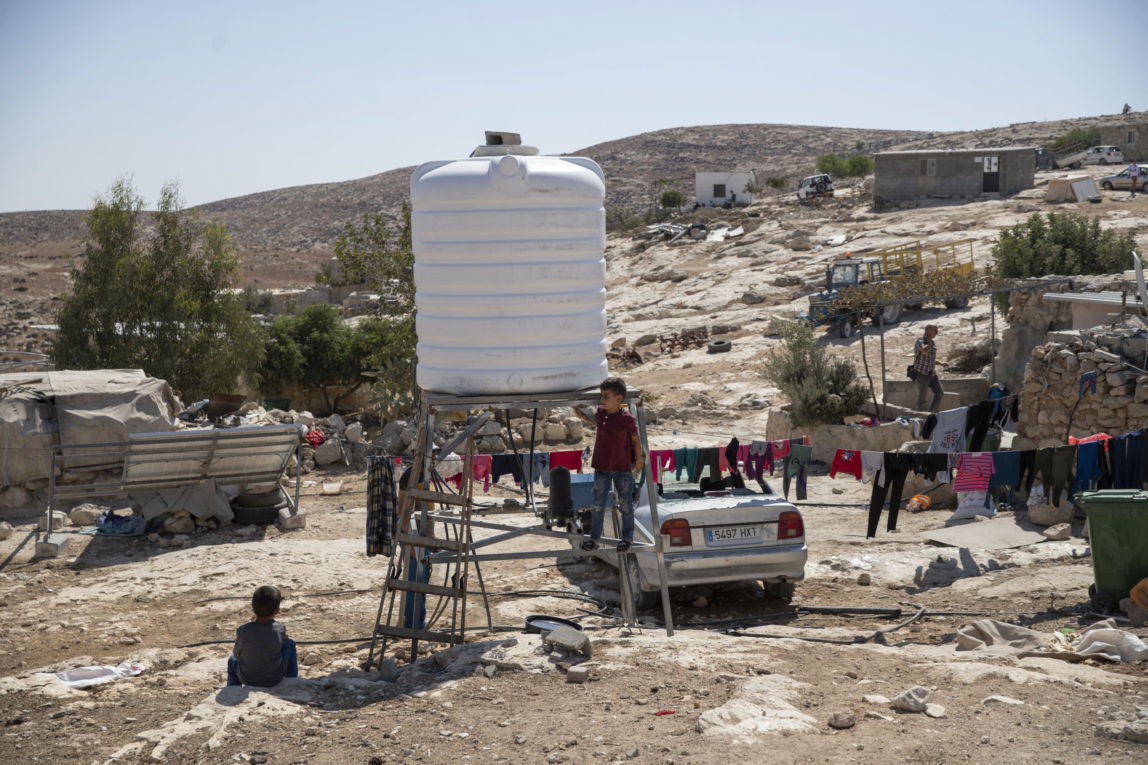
[1014, 322, 1148, 449]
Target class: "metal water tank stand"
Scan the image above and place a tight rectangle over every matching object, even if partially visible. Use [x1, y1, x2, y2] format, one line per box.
[380, 386, 674, 642]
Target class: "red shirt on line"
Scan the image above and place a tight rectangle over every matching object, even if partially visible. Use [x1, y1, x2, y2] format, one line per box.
[591, 407, 638, 472]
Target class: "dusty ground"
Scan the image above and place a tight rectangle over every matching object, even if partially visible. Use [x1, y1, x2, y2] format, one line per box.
[1, 459, 1146, 764]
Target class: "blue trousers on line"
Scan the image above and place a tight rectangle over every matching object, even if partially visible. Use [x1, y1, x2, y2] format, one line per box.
[227, 639, 298, 686]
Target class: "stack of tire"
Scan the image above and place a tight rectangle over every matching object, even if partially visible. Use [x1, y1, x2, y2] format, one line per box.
[231, 485, 287, 525]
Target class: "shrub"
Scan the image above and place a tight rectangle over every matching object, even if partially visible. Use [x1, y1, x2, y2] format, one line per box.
[816, 153, 873, 178]
[761, 320, 867, 427]
[659, 188, 686, 211]
[992, 212, 1136, 309]
[1050, 127, 1101, 152]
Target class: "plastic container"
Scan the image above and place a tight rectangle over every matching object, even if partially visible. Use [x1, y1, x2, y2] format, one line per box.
[1075, 489, 1148, 608]
[410, 136, 608, 395]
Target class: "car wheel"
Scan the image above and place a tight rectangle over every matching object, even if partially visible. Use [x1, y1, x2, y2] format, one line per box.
[762, 580, 796, 603]
[626, 555, 658, 610]
[837, 318, 855, 339]
[707, 338, 732, 354]
[1100, 158, 1108, 165]
[816, 182, 827, 192]
[943, 296, 970, 310]
[1102, 181, 1114, 190]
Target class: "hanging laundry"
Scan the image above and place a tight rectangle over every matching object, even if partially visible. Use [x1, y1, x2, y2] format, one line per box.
[771, 439, 791, 460]
[745, 443, 770, 482]
[964, 401, 996, 452]
[860, 451, 885, 484]
[490, 454, 524, 485]
[830, 449, 863, 480]
[868, 453, 915, 537]
[366, 456, 398, 557]
[952, 452, 995, 493]
[684, 448, 701, 482]
[649, 449, 676, 482]
[986, 450, 1023, 508]
[1074, 441, 1102, 494]
[1112, 429, 1145, 489]
[436, 453, 464, 480]
[783, 444, 813, 501]
[549, 450, 584, 474]
[1019, 449, 1038, 492]
[913, 453, 950, 483]
[720, 438, 737, 473]
[697, 447, 721, 481]
[736, 443, 752, 474]
[529, 452, 551, 486]
[924, 407, 969, 454]
[1079, 370, 1098, 397]
[1034, 445, 1075, 507]
[447, 454, 493, 492]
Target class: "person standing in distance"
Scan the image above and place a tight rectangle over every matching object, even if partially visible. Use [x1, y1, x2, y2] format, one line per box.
[575, 377, 643, 553]
[913, 324, 948, 412]
[1129, 160, 1140, 198]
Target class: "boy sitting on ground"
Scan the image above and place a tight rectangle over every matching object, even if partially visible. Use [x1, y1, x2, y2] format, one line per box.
[227, 585, 298, 687]
[575, 376, 644, 553]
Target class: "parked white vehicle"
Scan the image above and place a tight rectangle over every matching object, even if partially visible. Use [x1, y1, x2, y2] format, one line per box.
[797, 174, 835, 203]
[1084, 146, 1125, 166]
[580, 472, 808, 610]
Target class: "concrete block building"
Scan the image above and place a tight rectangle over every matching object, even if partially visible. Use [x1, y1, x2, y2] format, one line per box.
[874, 147, 1035, 202]
[694, 171, 756, 206]
[1099, 121, 1147, 161]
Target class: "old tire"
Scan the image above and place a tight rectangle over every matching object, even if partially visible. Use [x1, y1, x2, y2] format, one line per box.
[1099, 158, 1108, 165]
[763, 580, 796, 603]
[1102, 181, 1114, 190]
[837, 318, 856, 339]
[872, 303, 901, 324]
[707, 339, 732, 354]
[943, 296, 970, 310]
[626, 556, 658, 610]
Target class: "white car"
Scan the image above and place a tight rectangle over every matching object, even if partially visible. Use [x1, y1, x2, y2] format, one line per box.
[1084, 146, 1125, 166]
[797, 174, 835, 203]
[579, 472, 808, 609]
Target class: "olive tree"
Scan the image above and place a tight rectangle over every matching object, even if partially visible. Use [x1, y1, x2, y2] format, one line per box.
[53, 178, 263, 400]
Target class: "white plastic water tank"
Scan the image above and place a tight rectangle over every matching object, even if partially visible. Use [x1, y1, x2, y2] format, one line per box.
[411, 136, 608, 395]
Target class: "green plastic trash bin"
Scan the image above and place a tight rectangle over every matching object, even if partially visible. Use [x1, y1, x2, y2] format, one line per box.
[1075, 489, 1148, 610]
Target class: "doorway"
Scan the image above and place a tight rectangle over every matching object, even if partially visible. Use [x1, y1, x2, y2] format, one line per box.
[982, 156, 1000, 193]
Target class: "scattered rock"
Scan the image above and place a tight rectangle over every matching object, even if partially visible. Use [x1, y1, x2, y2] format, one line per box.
[68, 503, 104, 526]
[925, 704, 946, 719]
[37, 511, 68, 531]
[864, 710, 893, 722]
[1042, 523, 1071, 541]
[542, 626, 592, 659]
[634, 334, 658, 347]
[344, 422, 364, 443]
[302, 650, 324, 666]
[856, 573, 872, 586]
[313, 439, 343, 466]
[0, 521, 13, 540]
[982, 695, 1024, 706]
[514, 734, 527, 745]
[374, 658, 400, 682]
[772, 275, 802, 287]
[0, 486, 31, 509]
[862, 695, 890, 705]
[828, 710, 856, 729]
[691, 596, 708, 608]
[161, 512, 195, 535]
[890, 686, 932, 713]
[1095, 719, 1148, 744]
[741, 291, 766, 305]
[566, 666, 590, 684]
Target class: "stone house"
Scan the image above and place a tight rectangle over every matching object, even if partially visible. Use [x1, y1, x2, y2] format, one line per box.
[873, 147, 1035, 203]
[1099, 120, 1147, 162]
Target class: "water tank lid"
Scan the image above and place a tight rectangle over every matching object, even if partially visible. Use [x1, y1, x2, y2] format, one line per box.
[471, 130, 539, 157]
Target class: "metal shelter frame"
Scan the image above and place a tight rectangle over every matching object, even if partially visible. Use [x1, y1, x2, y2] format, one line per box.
[374, 386, 675, 654]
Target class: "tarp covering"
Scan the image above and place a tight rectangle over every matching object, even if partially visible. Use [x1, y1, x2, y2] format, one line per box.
[0, 369, 181, 487]
[1046, 175, 1099, 202]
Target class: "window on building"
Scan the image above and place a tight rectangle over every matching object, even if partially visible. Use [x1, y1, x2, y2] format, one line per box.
[919, 159, 936, 176]
[712, 184, 726, 198]
[1128, 129, 1137, 145]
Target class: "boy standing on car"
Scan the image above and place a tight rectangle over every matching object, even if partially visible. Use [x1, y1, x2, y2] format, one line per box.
[575, 377, 643, 553]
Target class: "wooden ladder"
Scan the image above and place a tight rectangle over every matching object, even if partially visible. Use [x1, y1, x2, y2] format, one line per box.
[366, 410, 477, 667]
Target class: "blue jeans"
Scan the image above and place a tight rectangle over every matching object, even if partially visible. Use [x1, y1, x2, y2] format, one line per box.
[227, 639, 298, 686]
[589, 470, 635, 542]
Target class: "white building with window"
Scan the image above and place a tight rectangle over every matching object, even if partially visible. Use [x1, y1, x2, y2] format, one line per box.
[694, 171, 756, 207]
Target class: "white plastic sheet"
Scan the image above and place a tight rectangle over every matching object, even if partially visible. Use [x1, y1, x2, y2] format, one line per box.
[43, 662, 146, 689]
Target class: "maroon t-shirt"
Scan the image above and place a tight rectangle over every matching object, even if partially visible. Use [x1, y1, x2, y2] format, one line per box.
[591, 406, 638, 472]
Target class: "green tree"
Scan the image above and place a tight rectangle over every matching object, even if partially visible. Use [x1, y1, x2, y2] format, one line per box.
[846, 154, 874, 177]
[1050, 127, 1101, 152]
[53, 178, 263, 400]
[332, 205, 417, 418]
[817, 153, 872, 178]
[761, 320, 867, 427]
[991, 211, 1136, 310]
[659, 188, 686, 211]
[766, 176, 788, 199]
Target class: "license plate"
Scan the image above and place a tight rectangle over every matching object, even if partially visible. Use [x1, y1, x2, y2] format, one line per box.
[705, 525, 763, 545]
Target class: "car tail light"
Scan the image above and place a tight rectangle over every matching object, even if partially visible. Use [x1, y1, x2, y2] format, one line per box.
[778, 511, 804, 540]
[661, 518, 691, 547]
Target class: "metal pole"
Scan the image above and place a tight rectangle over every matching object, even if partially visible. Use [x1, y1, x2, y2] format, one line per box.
[636, 398, 674, 636]
[990, 295, 997, 386]
[878, 310, 888, 420]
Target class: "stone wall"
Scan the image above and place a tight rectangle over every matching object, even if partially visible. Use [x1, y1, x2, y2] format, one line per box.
[765, 407, 915, 464]
[1014, 325, 1148, 449]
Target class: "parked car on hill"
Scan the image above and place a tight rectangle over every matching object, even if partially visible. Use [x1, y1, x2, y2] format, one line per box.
[797, 174, 835, 203]
[1084, 145, 1125, 166]
[572, 469, 808, 610]
[1100, 167, 1141, 191]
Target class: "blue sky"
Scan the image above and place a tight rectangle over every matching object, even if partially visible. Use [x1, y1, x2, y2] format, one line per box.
[1, 0, 1145, 212]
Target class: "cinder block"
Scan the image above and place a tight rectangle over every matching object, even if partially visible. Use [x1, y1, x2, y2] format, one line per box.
[278, 508, 307, 530]
[35, 533, 71, 558]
